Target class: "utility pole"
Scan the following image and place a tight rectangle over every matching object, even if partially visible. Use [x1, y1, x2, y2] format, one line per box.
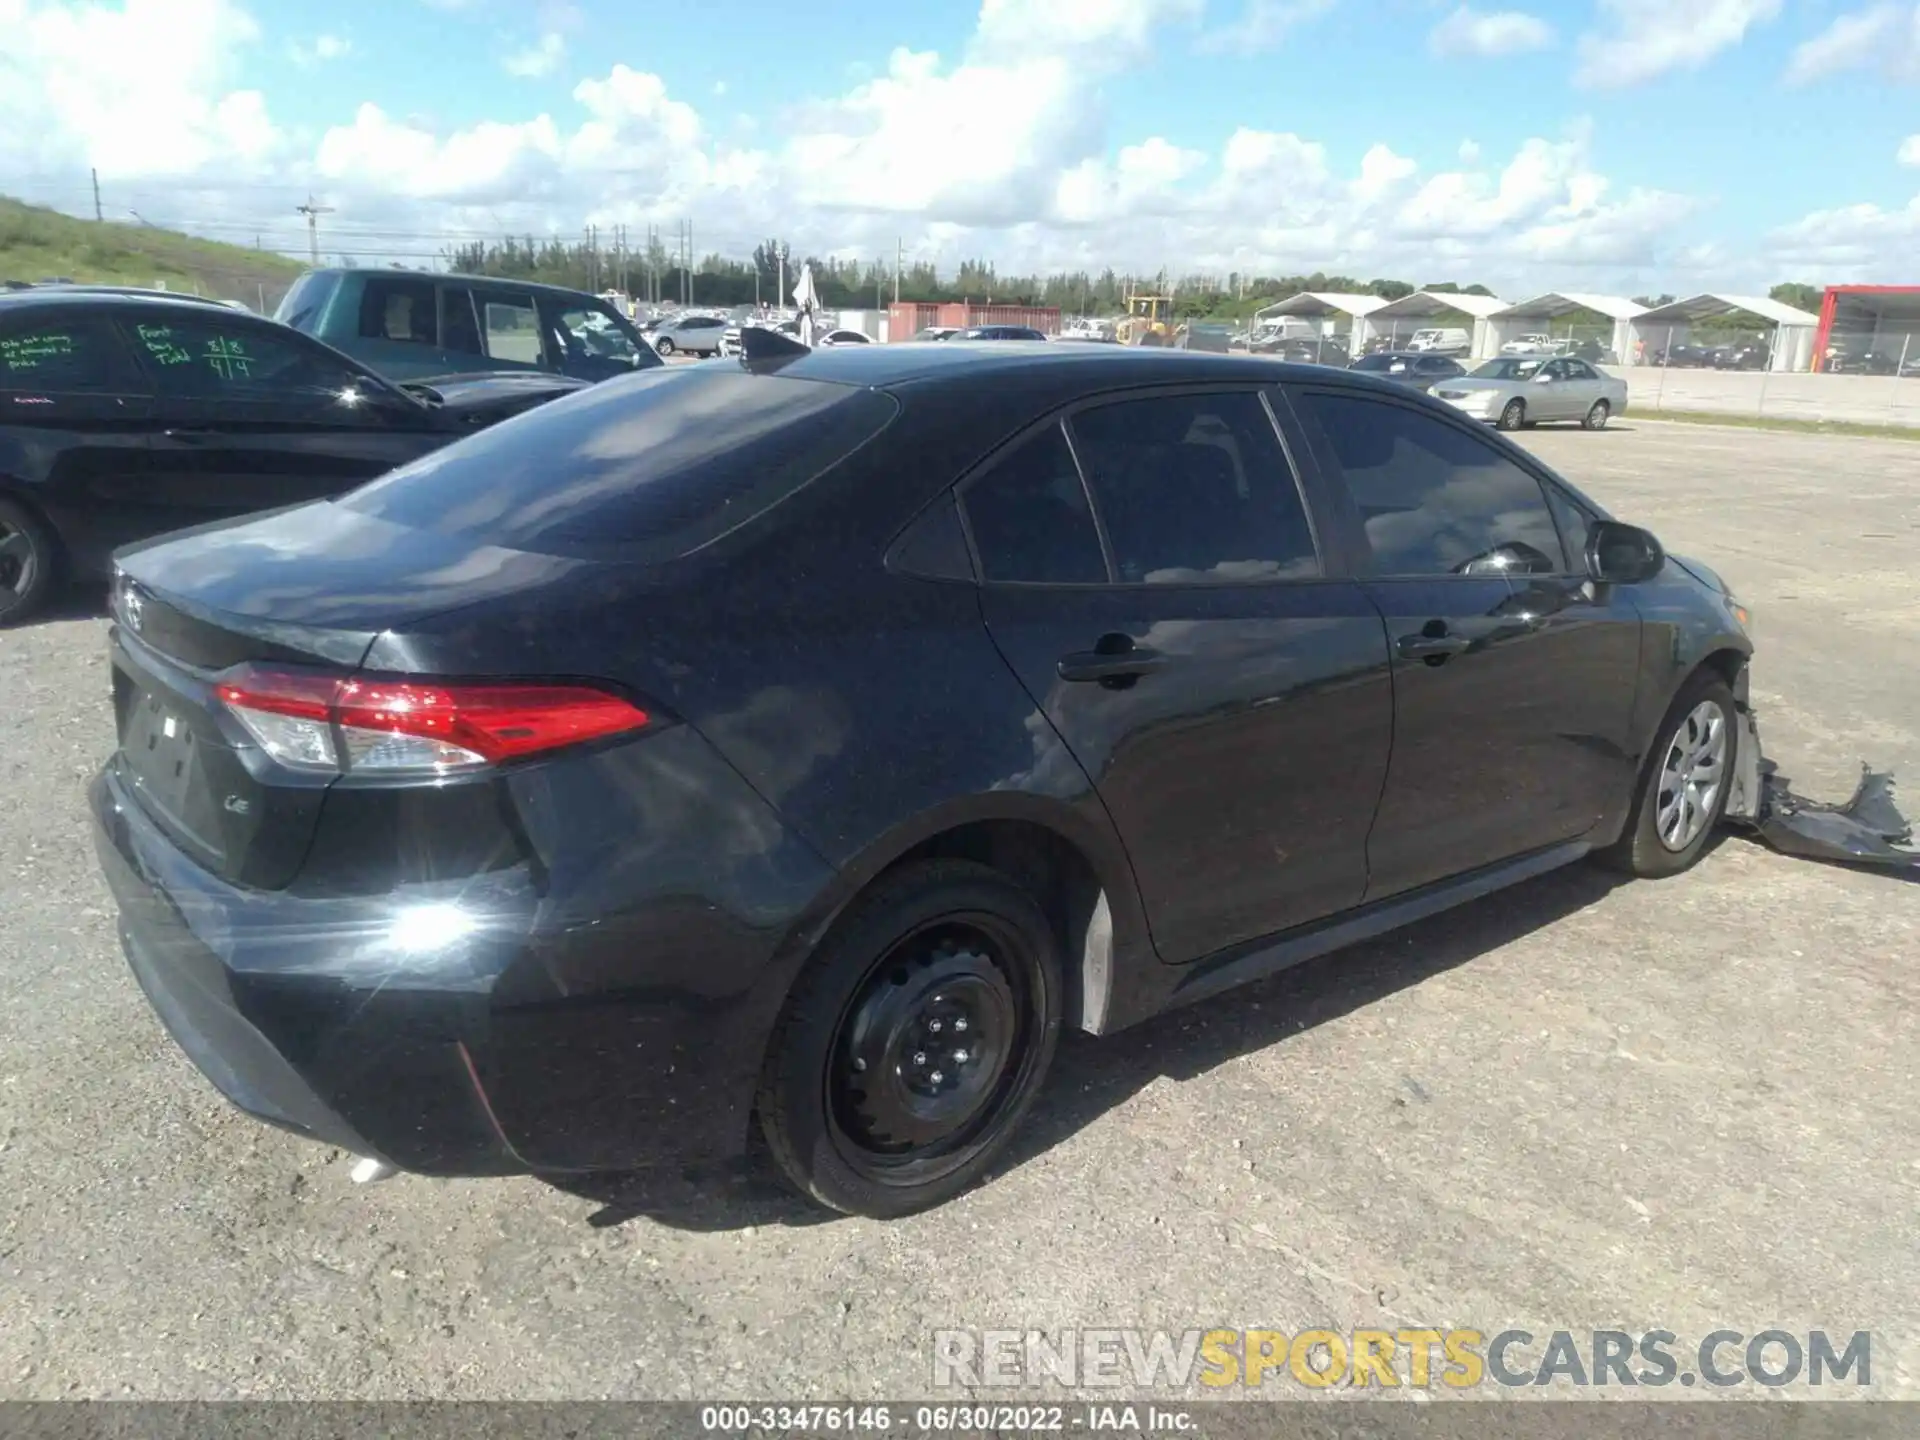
[778, 243, 788, 316]
[587, 224, 598, 292]
[295, 194, 334, 267]
[895, 238, 902, 305]
[91, 168, 102, 222]
[685, 219, 694, 306]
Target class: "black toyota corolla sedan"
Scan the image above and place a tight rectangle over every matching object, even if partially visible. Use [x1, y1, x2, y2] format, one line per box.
[91, 340, 1755, 1217]
[0, 291, 584, 623]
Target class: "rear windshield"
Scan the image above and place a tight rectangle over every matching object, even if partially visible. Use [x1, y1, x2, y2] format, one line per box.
[340, 367, 898, 560]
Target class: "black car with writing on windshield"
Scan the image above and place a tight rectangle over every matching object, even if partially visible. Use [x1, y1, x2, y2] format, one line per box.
[0, 290, 584, 623]
[93, 337, 1754, 1218]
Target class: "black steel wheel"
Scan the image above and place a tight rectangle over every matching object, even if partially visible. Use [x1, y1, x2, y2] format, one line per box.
[757, 859, 1062, 1217]
[0, 496, 58, 626]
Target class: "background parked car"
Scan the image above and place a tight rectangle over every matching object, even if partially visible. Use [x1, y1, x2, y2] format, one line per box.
[1349, 351, 1467, 392]
[1647, 343, 1716, 368]
[1434, 354, 1628, 431]
[1405, 327, 1470, 356]
[652, 314, 729, 356]
[275, 269, 662, 384]
[818, 329, 873, 346]
[1501, 333, 1557, 356]
[957, 325, 1049, 341]
[1273, 336, 1350, 366]
[1823, 342, 1899, 375]
[0, 290, 583, 623]
[911, 326, 962, 341]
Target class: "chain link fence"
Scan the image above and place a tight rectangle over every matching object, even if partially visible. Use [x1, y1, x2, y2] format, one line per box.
[1610, 322, 1920, 428]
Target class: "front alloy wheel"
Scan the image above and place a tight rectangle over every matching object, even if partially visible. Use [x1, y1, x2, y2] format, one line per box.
[1498, 398, 1526, 430]
[1655, 700, 1727, 852]
[1596, 673, 1738, 878]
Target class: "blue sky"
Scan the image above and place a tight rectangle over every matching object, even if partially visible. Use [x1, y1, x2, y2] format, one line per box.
[3, 0, 1918, 294]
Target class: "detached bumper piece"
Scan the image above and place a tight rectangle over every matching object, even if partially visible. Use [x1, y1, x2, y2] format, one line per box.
[1724, 706, 1920, 872]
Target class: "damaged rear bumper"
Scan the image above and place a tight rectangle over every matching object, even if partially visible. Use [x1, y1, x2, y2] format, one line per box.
[1724, 703, 1919, 872]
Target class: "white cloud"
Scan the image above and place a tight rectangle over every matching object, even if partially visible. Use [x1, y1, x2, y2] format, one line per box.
[1575, 0, 1781, 88]
[1899, 134, 1920, 165]
[0, 0, 278, 178]
[1764, 195, 1920, 281]
[288, 33, 350, 67]
[0, 0, 1768, 293]
[1429, 6, 1554, 57]
[1783, 3, 1920, 84]
[503, 31, 566, 78]
[1198, 0, 1335, 54]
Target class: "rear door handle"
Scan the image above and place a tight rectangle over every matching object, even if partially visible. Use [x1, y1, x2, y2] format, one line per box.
[1397, 632, 1471, 660]
[1057, 647, 1167, 683]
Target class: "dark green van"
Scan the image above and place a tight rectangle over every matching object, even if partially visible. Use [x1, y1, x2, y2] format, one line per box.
[274, 269, 663, 383]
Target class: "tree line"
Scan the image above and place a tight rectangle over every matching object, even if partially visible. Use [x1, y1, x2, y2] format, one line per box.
[433, 234, 1823, 324]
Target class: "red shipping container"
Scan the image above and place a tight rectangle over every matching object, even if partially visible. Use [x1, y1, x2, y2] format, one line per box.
[888, 302, 1062, 340]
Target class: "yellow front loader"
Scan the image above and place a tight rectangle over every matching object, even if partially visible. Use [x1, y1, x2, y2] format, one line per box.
[1115, 288, 1174, 346]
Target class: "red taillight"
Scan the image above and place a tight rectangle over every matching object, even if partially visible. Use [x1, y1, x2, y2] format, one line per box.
[214, 666, 651, 775]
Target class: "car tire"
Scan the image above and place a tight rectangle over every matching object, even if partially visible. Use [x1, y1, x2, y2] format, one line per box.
[0, 495, 60, 627]
[1583, 400, 1611, 430]
[756, 859, 1063, 1219]
[1497, 399, 1526, 431]
[655, 337, 674, 356]
[1596, 671, 1738, 879]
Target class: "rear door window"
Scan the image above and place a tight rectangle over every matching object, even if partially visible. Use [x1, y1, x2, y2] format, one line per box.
[357, 277, 439, 346]
[1068, 390, 1319, 584]
[960, 425, 1108, 585]
[342, 368, 898, 560]
[0, 315, 143, 393]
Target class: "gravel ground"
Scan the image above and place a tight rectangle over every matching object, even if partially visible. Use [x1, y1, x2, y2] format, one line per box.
[0, 419, 1915, 1402]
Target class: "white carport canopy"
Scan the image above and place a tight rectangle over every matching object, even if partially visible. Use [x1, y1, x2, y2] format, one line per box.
[1484, 292, 1645, 362]
[1253, 291, 1388, 331]
[1626, 293, 1820, 372]
[1365, 290, 1507, 353]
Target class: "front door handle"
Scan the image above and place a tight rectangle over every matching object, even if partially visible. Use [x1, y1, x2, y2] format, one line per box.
[1058, 646, 1166, 684]
[1397, 631, 1472, 661]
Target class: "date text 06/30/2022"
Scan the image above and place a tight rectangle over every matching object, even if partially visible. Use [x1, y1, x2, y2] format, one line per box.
[700, 1405, 1194, 1433]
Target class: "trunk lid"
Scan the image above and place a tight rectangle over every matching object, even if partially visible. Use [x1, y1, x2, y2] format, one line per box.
[109, 501, 587, 889]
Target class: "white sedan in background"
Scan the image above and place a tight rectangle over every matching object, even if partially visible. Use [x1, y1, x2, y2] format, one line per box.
[1432, 355, 1629, 432]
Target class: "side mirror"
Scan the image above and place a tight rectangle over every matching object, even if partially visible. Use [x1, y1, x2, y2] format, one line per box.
[1586, 521, 1665, 585]
[1533, 370, 1557, 382]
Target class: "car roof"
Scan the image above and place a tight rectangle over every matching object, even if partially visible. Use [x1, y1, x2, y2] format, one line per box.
[301, 267, 617, 302]
[755, 342, 1371, 392]
[0, 290, 265, 318]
